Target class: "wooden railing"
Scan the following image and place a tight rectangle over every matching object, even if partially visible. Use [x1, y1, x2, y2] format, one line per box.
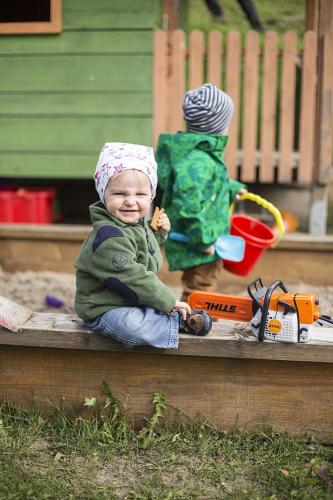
[153, 30, 333, 186]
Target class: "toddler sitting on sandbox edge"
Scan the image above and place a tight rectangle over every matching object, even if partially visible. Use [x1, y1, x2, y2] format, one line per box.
[74, 142, 212, 349]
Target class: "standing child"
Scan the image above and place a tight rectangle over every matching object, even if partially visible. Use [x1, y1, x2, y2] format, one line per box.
[75, 142, 212, 349]
[155, 83, 247, 301]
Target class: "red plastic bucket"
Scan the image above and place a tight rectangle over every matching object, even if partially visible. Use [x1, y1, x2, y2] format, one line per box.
[223, 214, 275, 276]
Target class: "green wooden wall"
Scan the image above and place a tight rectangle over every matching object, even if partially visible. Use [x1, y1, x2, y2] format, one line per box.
[0, 0, 162, 179]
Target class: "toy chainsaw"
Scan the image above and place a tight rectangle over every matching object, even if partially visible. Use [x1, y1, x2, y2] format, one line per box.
[188, 278, 333, 343]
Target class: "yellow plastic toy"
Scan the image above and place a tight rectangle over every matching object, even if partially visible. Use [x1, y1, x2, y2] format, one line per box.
[237, 192, 285, 246]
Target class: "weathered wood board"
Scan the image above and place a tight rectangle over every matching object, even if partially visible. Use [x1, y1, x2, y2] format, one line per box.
[0, 312, 332, 442]
[0, 225, 332, 286]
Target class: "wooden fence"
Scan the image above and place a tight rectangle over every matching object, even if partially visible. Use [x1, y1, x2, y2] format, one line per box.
[153, 30, 333, 187]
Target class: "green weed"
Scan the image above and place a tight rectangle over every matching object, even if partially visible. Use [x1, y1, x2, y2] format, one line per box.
[0, 390, 332, 499]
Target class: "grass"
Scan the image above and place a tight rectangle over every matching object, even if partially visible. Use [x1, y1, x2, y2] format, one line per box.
[0, 386, 332, 499]
[188, 0, 306, 39]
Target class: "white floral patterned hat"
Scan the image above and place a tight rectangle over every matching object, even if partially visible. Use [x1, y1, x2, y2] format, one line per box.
[94, 142, 158, 203]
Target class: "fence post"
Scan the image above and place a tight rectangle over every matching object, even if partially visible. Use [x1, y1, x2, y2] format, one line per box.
[298, 31, 318, 185]
[224, 31, 241, 179]
[170, 30, 186, 133]
[189, 30, 205, 88]
[316, 33, 333, 185]
[259, 31, 278, 183]
[242, 31, 259, 183]
[153, 30, 168, 148]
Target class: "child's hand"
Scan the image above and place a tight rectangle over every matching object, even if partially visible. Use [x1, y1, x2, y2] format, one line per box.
[235, 188, 247, 200]
[174, 300, 191, 320]
[203, 245, 215, 256]
[157, 210, 171, 232]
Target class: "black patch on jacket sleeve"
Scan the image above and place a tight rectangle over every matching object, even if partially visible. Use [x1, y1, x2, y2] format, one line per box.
[92, 226, 124, 253]
[105, 277, 139, 304]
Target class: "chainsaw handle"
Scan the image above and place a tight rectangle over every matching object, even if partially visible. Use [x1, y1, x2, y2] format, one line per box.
[247, 277, 265, 310]
[258, 280, 289, 342]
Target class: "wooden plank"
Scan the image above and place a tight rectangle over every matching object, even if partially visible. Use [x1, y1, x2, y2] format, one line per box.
[278, 32, 297, 183]
[0, 31, 153, 55]
[0, 224, 90, 241]
[241, 31, 259, 182]
[0, 117, 152, 151]
[0, 345, 332, 440]
[0, 312, 333, 363]
[153, 30, 168, 147]
[170, 30, 185, 132]
[224, 31, 241, 178]
[1, 224, 332, 248]
[0, 55, 152, 92]
[317, 0, 333, 37]
[63, 0, 161, 30]
[259, 31, 278, 183]
[0, 154, 96, 179]
[0, 93, 152, 115]
[189, 30, 205, 89]
[0, 226, 333, 281]
[207, 30, 222, 87]
[306, 0, 319, 30]
[317, 34, 333, 184]
[298, 31, 317, 185]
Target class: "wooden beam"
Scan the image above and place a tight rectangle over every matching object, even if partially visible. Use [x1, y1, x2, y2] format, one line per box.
[306, 0, 319, 31]
[0, 312, 333, 363]
[0, 333, 333, 440]
[162, 0, 180, 30]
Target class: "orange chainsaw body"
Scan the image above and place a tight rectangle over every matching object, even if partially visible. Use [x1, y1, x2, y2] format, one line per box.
[188, 290, 320, 324]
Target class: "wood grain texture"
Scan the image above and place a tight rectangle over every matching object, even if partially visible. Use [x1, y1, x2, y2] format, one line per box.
[0, 227, 332, 282]
[259, 31, 278, 183]
[189, 30, 205, 89]
[317, 34, 333, 184]
[278, 32, 297, 183]
[0, 312, 333, 364]
[224, 31, 241, 178]
[298, 31, 317, 185]
[0, 343, 332, 441]
[242, 31, 259, 182]
[207, 30, 222, 87]
[170, 30, 185, 132]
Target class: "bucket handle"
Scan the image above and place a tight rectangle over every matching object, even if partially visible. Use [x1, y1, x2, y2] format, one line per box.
[235, 192, 285, 247]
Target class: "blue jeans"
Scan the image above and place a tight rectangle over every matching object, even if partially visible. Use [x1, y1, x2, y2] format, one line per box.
[85, 306, 180, 349]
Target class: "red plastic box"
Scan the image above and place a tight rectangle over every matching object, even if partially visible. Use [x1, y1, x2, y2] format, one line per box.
[0, 188, 57, 224]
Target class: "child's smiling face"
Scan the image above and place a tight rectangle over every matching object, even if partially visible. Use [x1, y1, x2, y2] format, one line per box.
[104, 170, 152, 224]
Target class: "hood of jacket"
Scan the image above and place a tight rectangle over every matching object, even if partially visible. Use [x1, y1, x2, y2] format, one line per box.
[156, 131, 229, 187]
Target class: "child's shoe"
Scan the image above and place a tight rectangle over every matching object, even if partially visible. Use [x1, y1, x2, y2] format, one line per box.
[179, 309, 212, 336]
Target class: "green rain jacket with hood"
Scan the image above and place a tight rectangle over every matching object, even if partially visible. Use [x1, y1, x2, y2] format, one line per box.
[156, 131, 246, 271]
[75, 202, 176, 320]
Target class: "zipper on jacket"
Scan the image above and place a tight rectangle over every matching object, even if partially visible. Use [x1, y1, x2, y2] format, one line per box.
[141, 220, 159, 267]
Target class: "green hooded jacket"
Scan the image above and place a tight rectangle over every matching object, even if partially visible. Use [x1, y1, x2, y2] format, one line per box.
[156, 131, 246, 271]
[75, 202, 176, 320]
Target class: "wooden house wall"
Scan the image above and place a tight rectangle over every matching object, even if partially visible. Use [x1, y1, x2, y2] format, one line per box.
[0, 0, 161, 179]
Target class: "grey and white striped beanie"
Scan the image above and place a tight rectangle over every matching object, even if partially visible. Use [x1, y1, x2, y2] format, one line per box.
[183, 83, 234, 135]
